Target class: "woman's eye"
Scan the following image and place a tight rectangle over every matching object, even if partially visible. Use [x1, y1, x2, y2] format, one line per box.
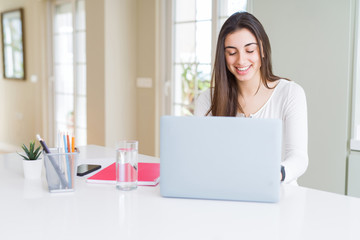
[228, 52, 236, 56]
[247, 50, 254, 53]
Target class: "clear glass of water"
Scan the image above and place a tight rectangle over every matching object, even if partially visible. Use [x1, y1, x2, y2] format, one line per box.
[116, 140, 138, 191]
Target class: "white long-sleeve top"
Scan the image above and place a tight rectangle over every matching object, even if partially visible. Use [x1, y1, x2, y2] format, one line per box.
[194, 79, 308, 185]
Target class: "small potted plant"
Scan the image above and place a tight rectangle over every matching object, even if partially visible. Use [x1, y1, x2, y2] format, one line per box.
[18, 141, 43, 179]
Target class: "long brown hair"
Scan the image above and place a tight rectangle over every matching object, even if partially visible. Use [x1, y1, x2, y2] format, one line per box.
[208, 12, 286, 116]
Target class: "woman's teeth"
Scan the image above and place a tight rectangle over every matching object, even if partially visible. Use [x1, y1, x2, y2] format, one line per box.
[237, 66, 250, 71]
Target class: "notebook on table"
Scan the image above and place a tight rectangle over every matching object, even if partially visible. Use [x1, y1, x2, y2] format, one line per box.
[160, 116, 282, 203]
[87, 162, 160, 186]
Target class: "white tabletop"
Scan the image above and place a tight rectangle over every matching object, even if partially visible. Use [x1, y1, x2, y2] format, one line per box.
[1, 145, 360, 240]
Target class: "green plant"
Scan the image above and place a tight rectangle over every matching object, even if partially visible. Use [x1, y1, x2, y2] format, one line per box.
[18, 141, 42, 160]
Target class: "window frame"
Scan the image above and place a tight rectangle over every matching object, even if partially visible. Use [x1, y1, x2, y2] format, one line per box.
[48, 0, 87, 147]
[350, 0, 360, 149]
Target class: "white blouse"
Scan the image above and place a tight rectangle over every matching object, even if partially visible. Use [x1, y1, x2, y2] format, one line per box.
[194, 79, 308, 185]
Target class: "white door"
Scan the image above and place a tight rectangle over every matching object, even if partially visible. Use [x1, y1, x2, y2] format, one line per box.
[50, 0, 87, 146]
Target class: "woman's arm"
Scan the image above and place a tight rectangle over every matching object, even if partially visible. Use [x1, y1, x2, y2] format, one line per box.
[281, 83, 309, 183]
[194, 89, 211, 116]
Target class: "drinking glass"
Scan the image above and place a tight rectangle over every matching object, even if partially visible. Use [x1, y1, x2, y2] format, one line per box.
[116, 140, 138, 191]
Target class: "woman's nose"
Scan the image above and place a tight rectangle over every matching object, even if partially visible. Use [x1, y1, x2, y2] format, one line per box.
[237, 52, 246, 65]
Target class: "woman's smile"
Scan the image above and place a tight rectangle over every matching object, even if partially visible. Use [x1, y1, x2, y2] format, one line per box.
[236, 65, 252, 75]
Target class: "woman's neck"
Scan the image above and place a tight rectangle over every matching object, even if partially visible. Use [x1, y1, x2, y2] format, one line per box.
[237, 78, 263, 98]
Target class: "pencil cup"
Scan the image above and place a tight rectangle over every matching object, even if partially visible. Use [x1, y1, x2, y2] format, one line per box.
[43, 148, 78, 193]
[116, 140, 138, 191]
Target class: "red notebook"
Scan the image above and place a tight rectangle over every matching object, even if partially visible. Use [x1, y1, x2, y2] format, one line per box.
[87, 162, 160, 186]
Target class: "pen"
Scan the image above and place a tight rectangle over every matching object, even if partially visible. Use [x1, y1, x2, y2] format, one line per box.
[36, 134, 50, 153]
[36, 134, 69, 188]
[66, 133, 71, 153]
[71, 136, 75, 153]
[70, 136, 75, 188]
[63, 133, 68, 153]
[63, 133, 72, 188]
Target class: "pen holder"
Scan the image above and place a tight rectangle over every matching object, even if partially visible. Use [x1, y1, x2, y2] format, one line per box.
[43, 148, 79, 193]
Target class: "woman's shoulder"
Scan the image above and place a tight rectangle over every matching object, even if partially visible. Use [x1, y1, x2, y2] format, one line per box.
[276, 79, 306, 96]
[194, 88, 212, 116]
[198, 87, 211, 96]
[195, 88, 212, 105]
[272, 79, 307, 108]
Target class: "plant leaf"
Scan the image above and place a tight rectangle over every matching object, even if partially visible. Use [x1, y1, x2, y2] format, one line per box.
[17, 152, 29, 160]
[22, 144, 30, 157]
[33, 146, 41, 160]
[35, 152, 41, 160]
[30, 141, 34, 154]
[20, 141, 42, 160]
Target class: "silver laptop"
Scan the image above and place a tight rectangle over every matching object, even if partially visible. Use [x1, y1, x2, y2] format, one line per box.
[160, 116, 282, 203]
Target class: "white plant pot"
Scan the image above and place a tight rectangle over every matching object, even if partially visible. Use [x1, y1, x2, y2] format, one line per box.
[23, 158, 43, 179]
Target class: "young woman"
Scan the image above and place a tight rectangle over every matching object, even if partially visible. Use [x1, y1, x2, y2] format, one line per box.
[194, 12, 308, 185]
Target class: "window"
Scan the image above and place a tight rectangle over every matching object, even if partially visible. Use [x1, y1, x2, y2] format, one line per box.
[351, 1, 360, 147]
[168, 0, 248, 116]
[50, 0, 87, 146]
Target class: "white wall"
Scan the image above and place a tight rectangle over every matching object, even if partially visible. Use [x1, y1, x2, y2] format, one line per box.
[86, 0, 154, 154]
[0, 0, 150, 154]
[104, 0, 138, 147]
[86, 0, 105, 146]
[136, 0, 156, 156]
[0, 0, 47, 152]
[253, 0, 355, 194]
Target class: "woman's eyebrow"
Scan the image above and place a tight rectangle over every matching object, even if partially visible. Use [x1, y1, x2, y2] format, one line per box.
[225, 42, 258, 49]
[244, 42, 258, 47]
[224, 46, 237, 49]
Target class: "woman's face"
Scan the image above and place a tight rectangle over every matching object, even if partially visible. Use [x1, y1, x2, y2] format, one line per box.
[224, 28, 262, 84]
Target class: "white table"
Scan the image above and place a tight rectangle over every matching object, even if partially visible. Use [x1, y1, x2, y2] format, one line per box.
[1, 145, 360, 240]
